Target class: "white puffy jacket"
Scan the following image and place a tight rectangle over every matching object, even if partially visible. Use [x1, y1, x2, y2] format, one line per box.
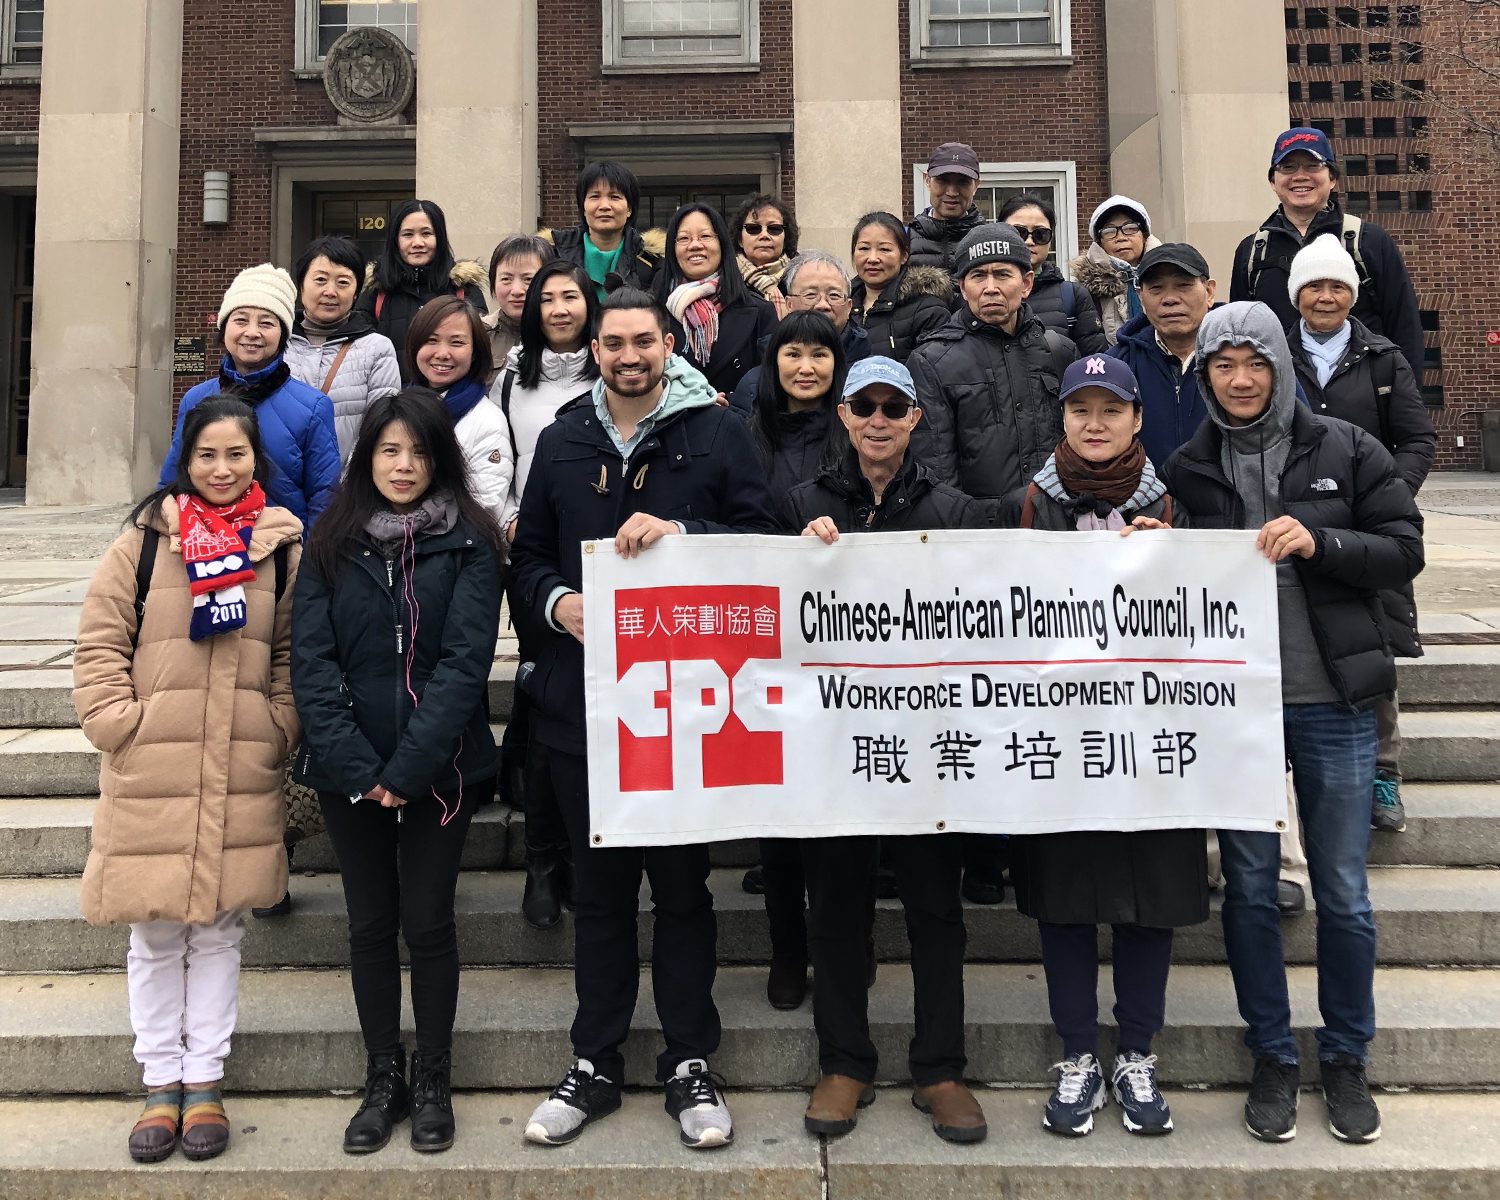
[285, 326, 401, 463]
[491, 344, 596, 527]
[450, 391, 514, 524]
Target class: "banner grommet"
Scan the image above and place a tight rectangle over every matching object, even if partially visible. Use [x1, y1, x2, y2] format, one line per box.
[585, 544, 595, 554]
[935, 820, 946, 831]
[592, 834, 603, 845]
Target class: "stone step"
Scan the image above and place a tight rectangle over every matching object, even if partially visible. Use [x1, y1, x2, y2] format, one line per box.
[1400, 710, 1500, 782]
[1367, 783, 1500, 867]
[2, 866, 1497, 972]
[1398, 647, 1500, 708]
[2, 963, 1495, 1093]
[0, 1089, 1495, 1200]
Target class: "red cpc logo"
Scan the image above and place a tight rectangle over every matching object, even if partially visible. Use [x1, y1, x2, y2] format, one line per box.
[613, 585, 784, 792]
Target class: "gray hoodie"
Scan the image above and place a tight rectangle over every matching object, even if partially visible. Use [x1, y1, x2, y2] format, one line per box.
[1195, 302, 1337, 704]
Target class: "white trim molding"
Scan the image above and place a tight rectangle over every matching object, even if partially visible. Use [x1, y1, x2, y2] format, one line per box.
[0, 0, 42, 79]
[602, 0, 759, 73]
[909, 0, 1070, 68]
[912, 159, 1079, 264]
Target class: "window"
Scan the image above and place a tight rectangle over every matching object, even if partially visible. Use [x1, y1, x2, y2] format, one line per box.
[1306, 42, 1331, 64]
[1421, 385, 1443, 405]
[604, 0, 759, 71]
[1344, 117, 1365, 137]
[1286, 7, 1299, 28]
[1, 0, 42, 72]
[316, 193, 414, 265]
[1402, 78, 1425, 96]
[1409, 189, 1432, 211]
[636, 184, 757, 230]
[1408, 152, 1429, 172]
[1289, 81, 1303, 102]
[1420, 309, 1439, 332]
[1304, 6, 1329, 27]
[1376, 190, 1401, 212]
[1424, 344, 1442, 369]
[1371, 78, 1395, 99]
[1311, 118, 1336, 135]
[1366, 5, 1389, 25]
[1398, 4, 1420, 25]
[1335, 5, 1359, 25]
[1309, 80, 1333, 100]
[1368, 41, 1391, 61]
[1407, 115, 1428, 136]
[912, 0, 1069, 64]
[1345, 190, 1370, 213]
[1342, 80, 1364, 100]
[1372, 116, 1397, 136]
[1374, 154, 1398, 174]
[912, 159, 1078, 262]
[298, 0, 417, 69]
[1345, 154, 1369, 176]
[1287, 44, 1300, 64]
[1400, 41, 1422, 62]
[1340, 42, 1362, 61]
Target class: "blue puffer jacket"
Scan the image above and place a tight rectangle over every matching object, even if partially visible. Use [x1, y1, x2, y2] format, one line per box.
[160, 356, 341, 526]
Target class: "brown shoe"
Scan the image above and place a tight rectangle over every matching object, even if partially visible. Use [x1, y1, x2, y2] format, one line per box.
[767, 956, 808, 1010]
[128, 1085, 181, 1163]
[805, 1074, 876, 1136]
[912, 1080, 988, 1143]
[179, 1087, 230, 1162]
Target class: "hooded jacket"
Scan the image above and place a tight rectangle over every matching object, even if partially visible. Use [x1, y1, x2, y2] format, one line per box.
[1231, 199, 1424, 381]
[285, 307, 401, 463]
[908, 205, 985, 273]
[852, 265, 954, 363]
[1161, 302, 1424, 709]
[352, 259, 488, 384]
[509, 357, 778, 753]
[74, 503, 303, 925]
[493, 343, 597, 527]
[546, 223, 663, 295]
[1068, 237, 1164, 346]
[729, 319, 871, 415]
[1106, 310, 1217, 469]
[786, 445, 982, 535]
[162, 357, 341, 527]
[1028, 261, 1109, 356]
[907, 301, 1079, 521]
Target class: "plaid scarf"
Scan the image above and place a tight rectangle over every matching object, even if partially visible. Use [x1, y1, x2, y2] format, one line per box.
[177, 482, 265, 641]
[665, 273, 721, 364]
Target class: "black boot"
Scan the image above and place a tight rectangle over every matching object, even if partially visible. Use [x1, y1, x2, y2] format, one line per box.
[522, 850, 569, 930]
[409, 1050, 455, 1152]
[253, 845, 294, 919]
[343, 1048, 408, 1154]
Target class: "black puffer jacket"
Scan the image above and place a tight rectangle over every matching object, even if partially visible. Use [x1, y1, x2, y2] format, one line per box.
[907, 303, 1079, 521]
[509, 394, 777, 754]
[757, 406, 839, 529]
[786, 445, 982, 534]
[1287, 316, 1434, 659]
[1028, 262, 1109, 355]
[353, 260, 488, 384]
[290, 520, 503, 800]
[852, 265, 953, 362]
[1162, 402, 1424, 708]
[549, 224, 662, 294]
[908, 206, 985, 273]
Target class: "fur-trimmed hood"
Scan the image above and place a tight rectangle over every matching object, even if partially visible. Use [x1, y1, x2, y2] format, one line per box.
[361, 259, 487, 293]
[1068, 238, 1163, 299]
[897, 264, 954, 307]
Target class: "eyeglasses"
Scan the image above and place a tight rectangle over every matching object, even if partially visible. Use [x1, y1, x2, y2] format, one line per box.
[742, 222, 785, 237]
[1098, 222, 1143, 239]
[845, 396, 912, 420]
[792, 289, 850, 306]
[1011, 224, 1053, 245]
[1273, 160, 1330, 176]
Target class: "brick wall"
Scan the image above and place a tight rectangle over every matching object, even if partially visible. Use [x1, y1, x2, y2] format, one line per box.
[0, 81, 38, 134]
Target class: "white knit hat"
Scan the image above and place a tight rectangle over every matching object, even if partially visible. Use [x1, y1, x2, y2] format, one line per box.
[218, 263, 296, 332]
[1089, 194, 1151, 240]
[1287, 233, 1360, 305]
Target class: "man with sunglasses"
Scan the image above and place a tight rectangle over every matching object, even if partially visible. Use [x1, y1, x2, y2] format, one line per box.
[908, 223, 1079, 522]
[1231, 128, 1422, 380]
[787, 356, 985, 1146]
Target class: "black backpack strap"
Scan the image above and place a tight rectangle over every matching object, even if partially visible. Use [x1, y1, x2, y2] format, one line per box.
[131, 527, 159, 650]
[1060, 280, 1079, 330]
[273, 542, 289, 606]
[500, 369, 518, 454]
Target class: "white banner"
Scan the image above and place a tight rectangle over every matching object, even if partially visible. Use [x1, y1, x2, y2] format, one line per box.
[581, 530, 1286, 846]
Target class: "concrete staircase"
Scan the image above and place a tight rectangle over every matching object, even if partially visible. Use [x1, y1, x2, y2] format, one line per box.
[1, 572, 1499, 1195]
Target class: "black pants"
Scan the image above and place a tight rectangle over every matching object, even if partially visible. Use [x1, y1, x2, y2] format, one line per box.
[759, 837, 807, 964]
[549, 746, 720, 1083]
[499, 676, 570, 857]
[803, 835, 966, 1086]
[319, 783, 484, 1056]
[1038, 922, 1174, 1059]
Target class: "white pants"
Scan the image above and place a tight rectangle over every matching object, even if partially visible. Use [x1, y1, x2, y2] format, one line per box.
[126, 909, 246, 1087]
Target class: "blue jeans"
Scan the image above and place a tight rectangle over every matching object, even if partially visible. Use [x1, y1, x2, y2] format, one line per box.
[1218, 702, 1377, 1064]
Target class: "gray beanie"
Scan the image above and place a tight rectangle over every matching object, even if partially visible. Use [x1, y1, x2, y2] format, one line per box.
[953, 223, 1034, 277]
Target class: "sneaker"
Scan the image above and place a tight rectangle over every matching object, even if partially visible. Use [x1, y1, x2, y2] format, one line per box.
[1245, 1056, 1300, 1143]
[1371, 771, 1406, 833]
[664, 1059, 733, 1149]
[1111, 1052, 1173, 1135]
[1042, 1053, 1107, 1137]
[524, 1060, 621, 1146]
[1321, 1054, 1382, 1143]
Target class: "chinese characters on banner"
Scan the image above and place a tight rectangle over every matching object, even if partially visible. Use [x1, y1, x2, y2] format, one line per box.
[581, 530, 1286, 846]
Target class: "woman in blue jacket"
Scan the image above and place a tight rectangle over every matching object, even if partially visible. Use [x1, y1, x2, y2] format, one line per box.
[161, 264, 340, 527]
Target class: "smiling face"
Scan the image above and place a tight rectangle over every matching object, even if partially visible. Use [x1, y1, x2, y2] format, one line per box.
[786, 261, 853, 332]
[539, 272, 590, 352]
[959, 262, 1033, 330]
[1272, 151, 1335, 217]
[593, 307, 672, 400]
[187, 417, 257, 506]
[775, 340, 836, 412]
[925, 171, 978, 219]
[739, 205, 787, 267]
[852, 222, 906, 292]
[371, 419, 432, 512]
[222, 307, 282, 373]
[1139, 266, 1216, 341]
[493, 252, 543, 324]
[300, 255, 359, 325]
[674, 212, 723, 281]
[1297, 278, 1355, 334]
[840, 383, 920, 470]
[397, 210, 438, 267]
[1062, 388, 1143, 464]
[1207, 344, 1276, 426]
[414, 312, 475, 389]
[583, 180, 632, 238]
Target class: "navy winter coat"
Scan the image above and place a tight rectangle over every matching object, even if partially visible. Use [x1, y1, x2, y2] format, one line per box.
[1106, 312, 1213, 469]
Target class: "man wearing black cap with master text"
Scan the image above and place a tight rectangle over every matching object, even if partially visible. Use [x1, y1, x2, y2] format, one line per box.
[908, 142, 985, 274]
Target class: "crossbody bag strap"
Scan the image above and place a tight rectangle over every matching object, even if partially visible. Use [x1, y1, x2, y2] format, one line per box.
[319, 341, 354, 395]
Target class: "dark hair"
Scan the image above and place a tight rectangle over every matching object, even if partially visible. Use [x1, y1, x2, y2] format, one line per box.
[731, 193, 799, 260]
[128, 393, 269, 530]
[575, 162, 640, 224]
[1094, 205, 1149, 240]
[306, 387, 505, 583]
[404, 295, 493, 388]
[657, 203, 752, 308]
[850, 211, 910, 262]
[488, 234, 556, 295]
[593, 286, 671, 339]
[517, 260, 601, 390]
[998, 192, 1056, 228]
[293, 235, 366, 296]
[751, 311, 847, 453]
[374, 199, 457, 294]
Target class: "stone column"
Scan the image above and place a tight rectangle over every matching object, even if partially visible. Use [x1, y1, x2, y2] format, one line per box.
[27, 0, 183, 505]
[1106, 0, 1288, 283]
[793, 0, 904, 264]
[416, 0, 538, 277]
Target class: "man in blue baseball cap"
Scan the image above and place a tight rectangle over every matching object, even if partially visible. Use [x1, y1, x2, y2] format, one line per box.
[1231, 127, 1422, 381]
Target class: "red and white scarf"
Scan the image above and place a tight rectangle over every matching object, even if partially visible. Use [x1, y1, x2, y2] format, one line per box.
[178, 482, 265, 641]
[665, 273, 721, 365]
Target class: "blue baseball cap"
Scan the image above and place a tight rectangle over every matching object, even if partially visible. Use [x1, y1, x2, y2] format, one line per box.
[842, 356, 917, 403]
[1059, 354, 1141, 407]
[1271, 127, 1335, 169]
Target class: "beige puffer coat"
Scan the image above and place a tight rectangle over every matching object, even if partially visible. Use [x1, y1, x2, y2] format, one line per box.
[1068, 236, 1164, 346]
[73, 501, 303, 926]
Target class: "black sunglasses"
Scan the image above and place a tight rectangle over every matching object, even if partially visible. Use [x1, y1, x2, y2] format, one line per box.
[1011, 224, 1053, 245]
[742, 222, 786, 236]
[846, 396, 912, 420]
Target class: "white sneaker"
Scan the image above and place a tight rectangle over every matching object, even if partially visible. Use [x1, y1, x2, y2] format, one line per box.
[524, 1059, 621, 1146]
[664, 1059, 733, 1149]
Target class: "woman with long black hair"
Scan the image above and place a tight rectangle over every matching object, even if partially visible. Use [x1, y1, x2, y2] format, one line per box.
[354, 199, 487, 382]
[655, 202, 777, 399]
[291, 388, 505, 1156]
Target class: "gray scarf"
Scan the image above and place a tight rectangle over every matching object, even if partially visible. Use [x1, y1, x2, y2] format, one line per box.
[364, 490, 458, 558]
